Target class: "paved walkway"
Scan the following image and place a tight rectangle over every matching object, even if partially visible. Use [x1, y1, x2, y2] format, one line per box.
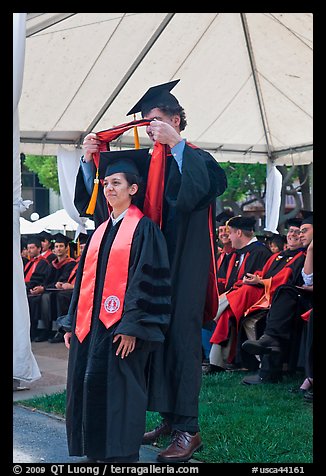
[13, 341, 199, 464]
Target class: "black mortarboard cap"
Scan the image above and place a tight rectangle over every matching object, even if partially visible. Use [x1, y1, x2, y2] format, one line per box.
[127, 79, 180, 116]
[26, 234, 42, 247]
[20, 235, 28, 250]
[38, 231, 54, 242]
[301, 211, 313, 226]
[285, 218, 302, 229]
[216, 210, 234, 226]
[76, 232, 89, 245]
[99, 148, 150, 182]
[227, 215, 256, 231]
[53, 233, 71, 246]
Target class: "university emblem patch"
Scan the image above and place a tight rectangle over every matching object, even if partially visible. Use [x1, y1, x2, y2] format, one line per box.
[104, 295, 120, 313]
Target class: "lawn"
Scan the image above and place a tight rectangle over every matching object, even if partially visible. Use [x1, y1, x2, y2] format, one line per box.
[16, 370, 313, 464]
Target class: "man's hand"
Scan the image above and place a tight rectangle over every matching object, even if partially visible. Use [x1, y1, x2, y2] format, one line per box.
[149, 120, 183, 148]
[82, 133, 101, 162]
[243, 273, 262, 285]
[113, 334, 136, 359]
[29, 285, 44, 295]
[62, 282, 74, 290]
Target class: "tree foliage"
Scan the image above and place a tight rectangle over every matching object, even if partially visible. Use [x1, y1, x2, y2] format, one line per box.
[219, 162, 267, 201]
[24, 155, 59, 193]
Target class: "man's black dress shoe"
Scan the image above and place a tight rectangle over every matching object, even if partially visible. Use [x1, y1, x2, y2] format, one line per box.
[242, 334, 281, 355]
[241, 373, 282, 385]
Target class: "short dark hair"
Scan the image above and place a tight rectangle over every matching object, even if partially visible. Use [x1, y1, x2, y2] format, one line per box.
[142, 104, 187, 131]
[123, 172, 145, 206]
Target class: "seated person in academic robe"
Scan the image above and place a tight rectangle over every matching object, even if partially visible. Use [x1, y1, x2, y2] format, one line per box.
[32, 233, 76, 342]
[241, 214, 313, 384]
[202, 210, 235, 367]
[48, 233, 89, 344]
[24, 236, 50, 340]
[208, 218, 306, 373]
[58, 148, 171, 463]
[38, 230, 57, 264]
[268, 233, 286, 254]
[21, 236, 29, 267]
[216, 210, 235, 294]
[205, 215, 272, 373]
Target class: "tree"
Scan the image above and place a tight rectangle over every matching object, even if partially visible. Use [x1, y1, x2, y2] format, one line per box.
[23, 155, 59, 193]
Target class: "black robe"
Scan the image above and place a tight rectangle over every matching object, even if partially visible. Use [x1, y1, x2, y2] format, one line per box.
[61, 215, 171, 459]
[74, 143, 227, 419]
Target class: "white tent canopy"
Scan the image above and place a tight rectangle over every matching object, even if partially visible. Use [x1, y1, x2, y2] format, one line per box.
[20, 209, 95, 234]
[20, 13, 312, 165]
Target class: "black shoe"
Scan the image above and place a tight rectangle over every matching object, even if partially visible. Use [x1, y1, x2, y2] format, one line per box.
[48, 331, 64, 343]
[202, 363, 225, 375]
[34, 330, 51, 342]
[304, 389, 313, 402]
[241, 373, 282, 385]
[242, 334, 281, 355]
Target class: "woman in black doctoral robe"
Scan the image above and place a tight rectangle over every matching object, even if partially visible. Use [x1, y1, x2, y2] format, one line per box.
[59, 148, 171, 463]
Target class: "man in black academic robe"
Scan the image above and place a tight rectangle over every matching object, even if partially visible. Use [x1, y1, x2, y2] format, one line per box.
[73, 80, 227, 462]
[24, 236, 50, 340]
[32, 235, 76, 342]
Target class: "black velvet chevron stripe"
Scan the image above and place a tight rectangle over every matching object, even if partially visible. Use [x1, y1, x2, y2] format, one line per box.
[137, 299, 171, 314]
[142, 264, 170, 279]
[139, 280, 171, 296]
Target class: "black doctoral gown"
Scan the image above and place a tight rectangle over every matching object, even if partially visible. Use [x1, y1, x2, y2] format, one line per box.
[147, 144, 227, 418]
[74, 143, 227, 419]
[62, 215, 171, 459]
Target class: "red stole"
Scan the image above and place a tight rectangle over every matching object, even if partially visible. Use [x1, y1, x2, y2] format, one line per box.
[67, 256, 81, 285]
[94, 119, 166, 226]
[24, 255, 45, 283]
[51, 256, 75, 269]
[75, 205, 143, 343]
[203, 205, 219, 323]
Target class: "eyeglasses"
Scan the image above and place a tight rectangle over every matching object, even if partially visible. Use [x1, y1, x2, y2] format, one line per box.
[288, 228, 300, 235]
[299, 228, 309, 235]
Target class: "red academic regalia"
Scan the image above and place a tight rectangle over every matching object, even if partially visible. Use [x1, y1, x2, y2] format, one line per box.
[210, 248, 306, 353]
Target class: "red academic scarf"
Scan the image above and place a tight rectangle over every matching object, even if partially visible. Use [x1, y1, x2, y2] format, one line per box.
[24, 255, 46, 283]
[94, 119, 165, 226]
[75, 204, 143, 343]
[51, 256, 75, 269]
[67, 256, 81, 285]
[93, 122, 218, 321]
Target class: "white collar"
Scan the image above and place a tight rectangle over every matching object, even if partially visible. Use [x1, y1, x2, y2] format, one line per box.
[110, 208, 128, 226]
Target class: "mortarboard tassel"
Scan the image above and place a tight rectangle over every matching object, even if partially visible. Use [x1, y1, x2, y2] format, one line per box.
[77, 237, 81, 257]
[86, 167, 99, 215]
[133, 114, 140, 149]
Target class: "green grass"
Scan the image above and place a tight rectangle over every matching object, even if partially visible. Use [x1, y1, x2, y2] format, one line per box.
[15, 370, 313, 463]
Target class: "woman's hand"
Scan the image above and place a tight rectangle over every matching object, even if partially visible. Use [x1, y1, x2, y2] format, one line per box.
[113, 334, 136, 359]
[64, 332, 72, 349]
